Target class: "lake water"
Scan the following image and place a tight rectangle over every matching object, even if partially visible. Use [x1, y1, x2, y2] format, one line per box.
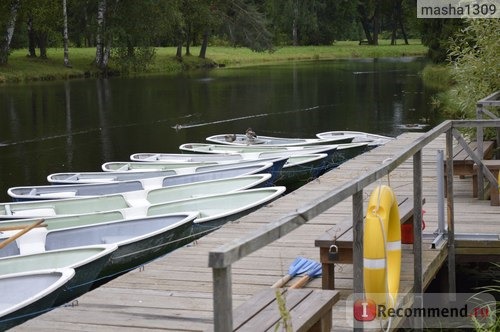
[0, 57, 442, 201]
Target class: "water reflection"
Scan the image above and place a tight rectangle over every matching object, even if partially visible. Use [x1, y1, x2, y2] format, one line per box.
[96, 78, 113, 163]
[64, 81, 73, 170]
[0, 57, 441, 201]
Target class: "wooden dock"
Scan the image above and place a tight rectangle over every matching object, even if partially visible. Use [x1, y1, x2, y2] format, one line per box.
[13, 132, 500, 331]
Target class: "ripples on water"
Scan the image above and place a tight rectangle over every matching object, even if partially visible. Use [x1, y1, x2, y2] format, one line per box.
[0, 58, 441, 200]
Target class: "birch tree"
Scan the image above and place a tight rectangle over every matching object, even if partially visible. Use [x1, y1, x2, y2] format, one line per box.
[0, 0, 20, 65]
[62, 0, 71, 67]
[95, 0, 111, 70]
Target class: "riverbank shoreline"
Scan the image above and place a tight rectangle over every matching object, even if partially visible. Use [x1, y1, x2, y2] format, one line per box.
[0, 40, 427, 84]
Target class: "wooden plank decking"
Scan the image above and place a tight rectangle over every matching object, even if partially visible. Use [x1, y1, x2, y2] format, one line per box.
[12, 132, 500, 331]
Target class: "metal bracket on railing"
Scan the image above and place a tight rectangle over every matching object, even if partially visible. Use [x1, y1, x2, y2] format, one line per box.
[423, 150, 448, 249]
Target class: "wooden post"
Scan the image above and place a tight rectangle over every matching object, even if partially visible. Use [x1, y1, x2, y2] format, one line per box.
[446, 129, 456, 295]
[352, 190, 364, 331]
[213, 266, 232, 332]
[476, 103, 485, 199]
[412, 150, 423, 293]
[413, 150, 423, 329]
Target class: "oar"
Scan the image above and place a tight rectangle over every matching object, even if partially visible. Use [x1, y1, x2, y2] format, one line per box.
[271, 257, 317, 288]
[0, 219, 45, 250]
[289, 261, 322, 289]
[0, 223, 47, 232]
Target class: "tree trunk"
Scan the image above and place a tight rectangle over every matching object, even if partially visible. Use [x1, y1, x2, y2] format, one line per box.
[84, 10, 91, 47]
[38, 32, 48, 59]
[357, 4, 373, 44]
[176, 30, 183, 58]
[95, 0, 107, 68]
[199, 30, 209, 59]
[397, 0, 409, 45]
[292, 0, 299, 46]
[27, 16, 37, 57]
[62, 0, 71, 67]
[185, 24, 191, 56]
[102, 39, 111, 70]
[0, 0, 20, 65]
[391, 0, 397, 45]
[372, 2, 380, 45]
[400, 20, 409, 45]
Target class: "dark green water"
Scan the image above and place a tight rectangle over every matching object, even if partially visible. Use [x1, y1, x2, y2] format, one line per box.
[0, 57, 442, 201]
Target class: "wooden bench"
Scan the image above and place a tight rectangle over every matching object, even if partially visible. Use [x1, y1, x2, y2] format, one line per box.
[231, 288, 340, 332]
[444, 140, 495, 198]
[314, 197, 422, 290]
[473, 160, 500, 206]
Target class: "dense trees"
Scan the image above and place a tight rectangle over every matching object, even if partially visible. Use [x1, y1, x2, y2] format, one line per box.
[0, 1, 467, 70]
[420, 18, 464, 63]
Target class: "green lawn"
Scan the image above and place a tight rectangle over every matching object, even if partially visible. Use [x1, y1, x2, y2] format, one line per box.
[0, 40, 427, 83]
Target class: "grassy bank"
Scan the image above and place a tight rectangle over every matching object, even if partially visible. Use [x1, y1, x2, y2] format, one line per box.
[0, 40, 427, 83]
[421, 64, 453, 91]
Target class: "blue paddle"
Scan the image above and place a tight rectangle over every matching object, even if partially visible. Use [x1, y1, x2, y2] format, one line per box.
[289, 261, 322, 289]
[271, 257, 317, 288]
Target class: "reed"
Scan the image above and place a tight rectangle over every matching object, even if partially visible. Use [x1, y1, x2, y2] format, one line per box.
[274, 289, 293, 332]
[421, 64, 453, 91]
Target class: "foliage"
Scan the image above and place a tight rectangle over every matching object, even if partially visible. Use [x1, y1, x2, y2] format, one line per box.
[113, 46, 156, 74]
[446, 19, 500, 120]
[216, 0, 274, 52]
[66, 0, 97, 47]
[0, 0, 427, 66]
[264, 0, 360, 45]
[420, 18, 464, 63]
[421, 64, 453, 91]
[470, 263, 500, 332]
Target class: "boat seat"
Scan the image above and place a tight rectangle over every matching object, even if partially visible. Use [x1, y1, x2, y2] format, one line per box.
[38, 191, 77, 198]
[240, 153, 260, 160]
[125, 198, 151, 207]
[80, 177, 117, 183]
[3, 227, 48, 255]
[143, 154, 161, 161]
[122, 207, 148, 219]
[65, 174, 79, 181]
[175, 167, 197, 175]
[114, 164, 130, 171]
[11, 208, 56, 217]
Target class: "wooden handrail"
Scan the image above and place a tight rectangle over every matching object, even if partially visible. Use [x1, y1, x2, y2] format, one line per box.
[208, 120, 451, 269]
[209, 118, 500, 332]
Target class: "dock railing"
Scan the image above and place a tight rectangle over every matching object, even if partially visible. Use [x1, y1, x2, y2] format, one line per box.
[208, 118, 500, 331]
[476, 90, 500, 198]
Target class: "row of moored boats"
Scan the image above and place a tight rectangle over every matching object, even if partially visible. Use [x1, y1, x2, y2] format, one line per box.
[0, 130, 392, 329]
